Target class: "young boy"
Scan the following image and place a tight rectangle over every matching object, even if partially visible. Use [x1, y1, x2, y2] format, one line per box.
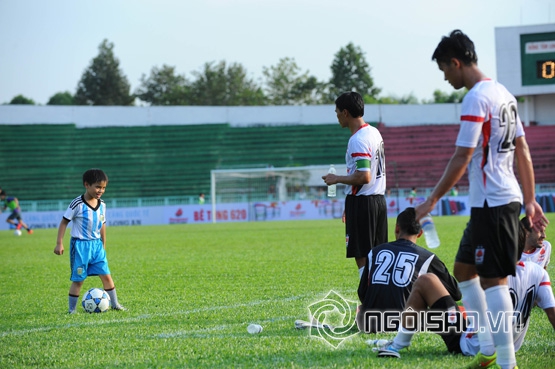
[0, 190, 33, 234]
[54, 169, 126, 313]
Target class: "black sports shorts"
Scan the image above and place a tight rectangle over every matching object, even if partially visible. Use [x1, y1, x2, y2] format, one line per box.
[345, 194, 387, 258]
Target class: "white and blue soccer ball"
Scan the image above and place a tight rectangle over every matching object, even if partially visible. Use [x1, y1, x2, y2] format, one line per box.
[14, 229, 22, 236]
[82, 288, 111, 313]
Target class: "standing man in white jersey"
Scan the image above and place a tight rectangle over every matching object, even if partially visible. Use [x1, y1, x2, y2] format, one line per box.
[415, 30, 548, 369]
[322, 91, 387, 278]
[520, 217, 551, 269]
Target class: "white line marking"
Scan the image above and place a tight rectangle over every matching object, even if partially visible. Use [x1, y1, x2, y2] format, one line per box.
[1, 293, 320, 337]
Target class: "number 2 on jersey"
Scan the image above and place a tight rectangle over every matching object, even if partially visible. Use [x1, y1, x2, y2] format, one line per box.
[371, 250, 418, 287]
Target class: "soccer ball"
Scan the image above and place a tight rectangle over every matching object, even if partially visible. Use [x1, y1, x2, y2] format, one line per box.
[14, 229, 22, 236]
[82, 288, 111, 313]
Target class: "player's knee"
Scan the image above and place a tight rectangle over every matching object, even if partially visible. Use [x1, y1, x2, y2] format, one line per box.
[416, 273, 439, 287]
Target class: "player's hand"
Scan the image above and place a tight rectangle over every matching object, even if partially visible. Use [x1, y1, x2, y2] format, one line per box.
[322, 174, 337, 186]
[54, 244, 64, 255]
[525, 201, 549, 232]
[415, 198, 434, 221]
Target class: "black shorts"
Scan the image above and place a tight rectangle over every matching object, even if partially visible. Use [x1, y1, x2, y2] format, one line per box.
[345, 194, 388, 258]
[430, 295, 465, 354]
[7, 210, 22, 221]
[455, 202, 520, 278]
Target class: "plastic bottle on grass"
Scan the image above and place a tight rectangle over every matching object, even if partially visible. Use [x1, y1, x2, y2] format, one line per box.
[420, 214, 440, 248]
[327, 164, 336, 197]
[367, 339, 391, 348]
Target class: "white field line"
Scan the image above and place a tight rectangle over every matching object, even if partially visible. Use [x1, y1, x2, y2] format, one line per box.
[155, 315, 297, 339]
[0, 293, 317, 338]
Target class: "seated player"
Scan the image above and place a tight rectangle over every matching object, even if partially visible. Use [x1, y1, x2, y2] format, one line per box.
[357, 207, 460, 333]
[372, 221, 555, 369]
[519, 217, 551, 269]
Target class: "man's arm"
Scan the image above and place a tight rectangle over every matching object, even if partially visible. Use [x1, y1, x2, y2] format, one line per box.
[322, 170, 370, 187]
[515, 136, 548, 231]
[415, 146, 473, 220]
[543, 307, 555, 331]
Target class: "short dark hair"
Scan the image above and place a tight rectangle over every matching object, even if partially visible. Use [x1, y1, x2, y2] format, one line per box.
[518, 217, 531, 258]
[335, 91, 364, 118]
[520, 217, 532, 233]
[83, 168, 108, 185]
[432, 29, 477, 66]
[396, 207, 421, 235]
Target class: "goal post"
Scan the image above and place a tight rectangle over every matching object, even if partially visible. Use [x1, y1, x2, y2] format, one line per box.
[210, 165, 346, 222]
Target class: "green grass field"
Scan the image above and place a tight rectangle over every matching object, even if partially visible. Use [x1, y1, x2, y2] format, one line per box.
[1, 214, 555, 368]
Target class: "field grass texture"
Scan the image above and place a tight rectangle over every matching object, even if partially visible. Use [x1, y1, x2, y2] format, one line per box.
[1, 214, 555, 368]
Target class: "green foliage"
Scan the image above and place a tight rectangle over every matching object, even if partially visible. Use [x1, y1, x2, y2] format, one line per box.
[9, 94, 35, 105]
[1, 214, 554, 368]
[74, 39, 134, 106]
[262, 57, 325, 105]
[366, 92, 421, 105]
[431, 89, 468, 103]
[47, 91, 74, 105]
[135, 65, 190, 106]
[327, 43, 381, 103]
[189, 61, 266, 106]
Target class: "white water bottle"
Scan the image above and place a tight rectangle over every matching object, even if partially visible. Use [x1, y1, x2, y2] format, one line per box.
[366, 339, 391, 348]
[420, 214, 440, 248]
[327, 164, 336, 197]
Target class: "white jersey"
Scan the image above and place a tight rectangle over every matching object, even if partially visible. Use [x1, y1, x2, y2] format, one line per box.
[344, 124, 386, 196]
[63, 195, 106, 240]
[520, 240, 552, 269]
[460, 261, 555, 355]
[455, 79, 524, 208]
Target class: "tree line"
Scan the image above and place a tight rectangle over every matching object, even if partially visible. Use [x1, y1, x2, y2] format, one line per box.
[6, 39, 467, 106]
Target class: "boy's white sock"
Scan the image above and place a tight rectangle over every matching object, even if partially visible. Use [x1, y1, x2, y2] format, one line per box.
[106, 288, 120, 307]
[68, 294, 79, 313]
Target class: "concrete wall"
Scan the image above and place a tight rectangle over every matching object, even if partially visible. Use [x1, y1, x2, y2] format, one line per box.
[0, 103, 462, 128]
[0, 101, 551, 128]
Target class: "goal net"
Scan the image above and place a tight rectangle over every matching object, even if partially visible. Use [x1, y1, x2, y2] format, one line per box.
[210, 165, 346, 222]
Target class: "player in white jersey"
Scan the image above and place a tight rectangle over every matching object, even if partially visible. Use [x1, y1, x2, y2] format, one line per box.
[54, 169, 126, 313]
[415, 30, 548, 369]
[459, 260, 555, 356]
[519, 217, 551, 269]
[322, 91, 387, 277]
[374, 222, 555, 364]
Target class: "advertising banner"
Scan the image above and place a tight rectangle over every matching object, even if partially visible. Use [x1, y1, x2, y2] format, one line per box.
[1, 193, 552, 230]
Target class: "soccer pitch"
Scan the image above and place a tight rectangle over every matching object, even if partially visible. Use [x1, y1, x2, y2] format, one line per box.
[1, 214, 554, 368]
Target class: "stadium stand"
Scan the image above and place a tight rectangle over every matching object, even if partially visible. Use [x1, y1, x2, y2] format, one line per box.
[0, 122, 553, 202]
[380, 123, 555, 190]
[379, 124, 463, 189]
